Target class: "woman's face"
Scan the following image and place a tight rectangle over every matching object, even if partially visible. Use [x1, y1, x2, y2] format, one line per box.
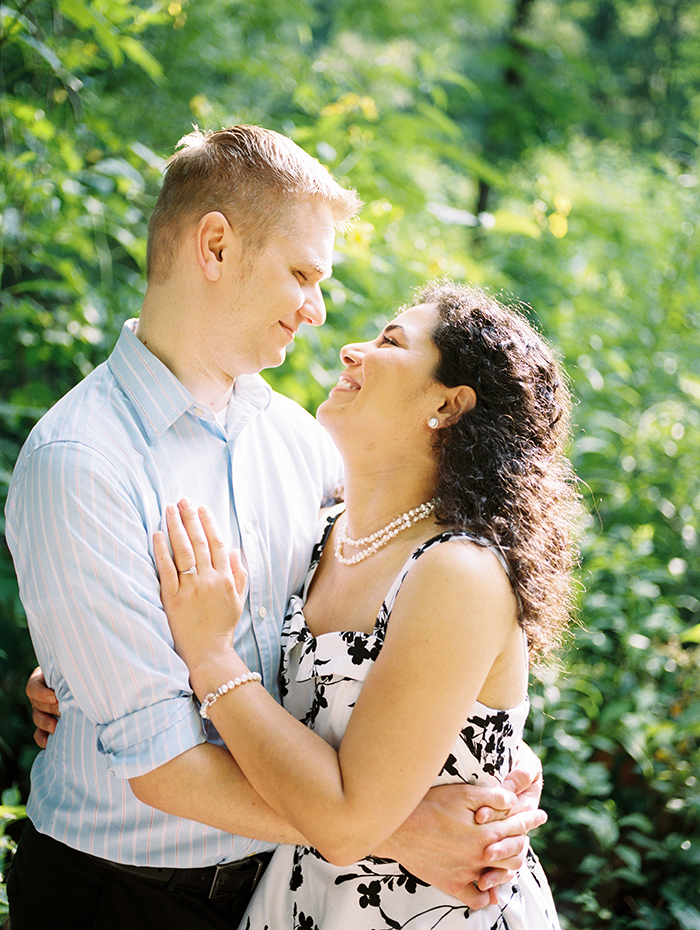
[317, 303, 445, 442]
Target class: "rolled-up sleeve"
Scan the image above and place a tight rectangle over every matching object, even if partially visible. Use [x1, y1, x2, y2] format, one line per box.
[97, 696, 205, 779]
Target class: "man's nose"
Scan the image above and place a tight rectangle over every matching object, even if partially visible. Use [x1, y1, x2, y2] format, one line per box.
[300, 283, 326, 327]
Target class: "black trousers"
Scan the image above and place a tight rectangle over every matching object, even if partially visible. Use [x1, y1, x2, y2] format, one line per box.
[7, 820, 270, 930]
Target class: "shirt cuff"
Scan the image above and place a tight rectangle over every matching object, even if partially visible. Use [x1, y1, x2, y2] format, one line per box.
[96, 696, 205, 779]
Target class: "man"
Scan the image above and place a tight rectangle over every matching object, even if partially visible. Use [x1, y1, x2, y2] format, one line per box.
[6, 125, 545, 929]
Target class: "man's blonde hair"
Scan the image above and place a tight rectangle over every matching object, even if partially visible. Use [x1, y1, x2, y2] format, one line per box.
[147, 125, 362, 283]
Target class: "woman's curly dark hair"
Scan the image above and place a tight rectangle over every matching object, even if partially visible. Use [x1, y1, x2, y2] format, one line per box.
[414, 281, 580, 659]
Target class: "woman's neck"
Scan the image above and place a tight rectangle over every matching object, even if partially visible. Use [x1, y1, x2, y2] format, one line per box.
[340, 462, 438, 542]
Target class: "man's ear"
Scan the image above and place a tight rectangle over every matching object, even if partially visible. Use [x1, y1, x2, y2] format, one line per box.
[196, 212, 234, 281]
[438, 385, 477, 422]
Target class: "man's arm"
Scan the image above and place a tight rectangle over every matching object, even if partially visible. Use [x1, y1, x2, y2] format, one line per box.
[129, 743, 307, 846]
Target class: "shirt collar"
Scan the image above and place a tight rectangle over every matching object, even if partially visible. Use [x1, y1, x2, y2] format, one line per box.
[232, 373, 273, 409]
[108, 321, 271, 444]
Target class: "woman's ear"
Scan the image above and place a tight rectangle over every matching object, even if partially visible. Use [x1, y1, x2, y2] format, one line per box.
[438, 385, 477, 422]
[195, 212, 233, 281]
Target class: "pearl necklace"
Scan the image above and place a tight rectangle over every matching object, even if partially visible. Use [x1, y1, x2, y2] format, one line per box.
[334, 499, 438, 565]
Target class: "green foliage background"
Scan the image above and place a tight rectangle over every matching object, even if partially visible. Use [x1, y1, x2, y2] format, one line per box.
[1, 1, 699, 926]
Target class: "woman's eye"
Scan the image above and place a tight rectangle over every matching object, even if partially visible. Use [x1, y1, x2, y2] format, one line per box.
[379, 334, 397, 346]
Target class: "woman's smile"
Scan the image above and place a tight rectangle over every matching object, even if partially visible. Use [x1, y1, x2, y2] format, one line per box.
[332, 373, 361, 392]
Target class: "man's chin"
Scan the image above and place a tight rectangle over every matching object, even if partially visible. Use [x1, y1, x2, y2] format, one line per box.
[260, 349, 287, 372]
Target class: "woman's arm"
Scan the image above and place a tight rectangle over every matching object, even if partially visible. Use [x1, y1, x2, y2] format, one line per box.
[26, 667, 60, 748]
[156, 500, 521, 867]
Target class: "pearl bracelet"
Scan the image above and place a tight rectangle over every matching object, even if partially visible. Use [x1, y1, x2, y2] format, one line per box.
[199, 672, 262, 719]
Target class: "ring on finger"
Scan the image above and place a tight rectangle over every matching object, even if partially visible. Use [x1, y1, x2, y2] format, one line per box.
[179, 565, 197, 575]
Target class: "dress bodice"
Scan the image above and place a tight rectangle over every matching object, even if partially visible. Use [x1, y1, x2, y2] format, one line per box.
[278, 507, 529, 784]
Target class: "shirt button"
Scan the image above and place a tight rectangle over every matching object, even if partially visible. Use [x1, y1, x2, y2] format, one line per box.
[244, 522, 254, 534]
[192, 407, 204, 417]
[258, 606, 267, 618]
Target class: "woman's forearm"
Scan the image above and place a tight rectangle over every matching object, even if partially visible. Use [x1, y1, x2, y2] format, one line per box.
[191, 654, 391, 865]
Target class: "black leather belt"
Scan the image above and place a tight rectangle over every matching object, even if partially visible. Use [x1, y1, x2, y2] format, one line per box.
[87, 849, 273, 899]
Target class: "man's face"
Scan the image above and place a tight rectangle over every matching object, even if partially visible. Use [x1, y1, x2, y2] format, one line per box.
[219, 198, 336, 377]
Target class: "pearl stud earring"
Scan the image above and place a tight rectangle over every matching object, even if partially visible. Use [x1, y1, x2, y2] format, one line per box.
[427, 417, 439, 429]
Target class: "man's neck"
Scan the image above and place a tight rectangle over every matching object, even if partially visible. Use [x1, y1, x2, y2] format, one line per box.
[136, 303, 236, 412]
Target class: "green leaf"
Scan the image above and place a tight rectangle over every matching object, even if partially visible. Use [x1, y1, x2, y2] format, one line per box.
[669, 902, 700, 930]
[680, 623, 700, 644]
[58, 0, 123, 67]
[491, 210, 542, 238]
[120, 35, 164, 81]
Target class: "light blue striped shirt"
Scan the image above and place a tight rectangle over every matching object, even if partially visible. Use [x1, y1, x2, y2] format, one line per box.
[5, 320, 343, 867]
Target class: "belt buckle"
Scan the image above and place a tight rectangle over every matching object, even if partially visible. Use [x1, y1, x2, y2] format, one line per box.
[208, 856, 266, 900]
[249, 855, 267, 895]
[209, 862, 234, 900]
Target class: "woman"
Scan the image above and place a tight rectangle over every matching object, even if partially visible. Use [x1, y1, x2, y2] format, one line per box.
[155, 280, 579, 929]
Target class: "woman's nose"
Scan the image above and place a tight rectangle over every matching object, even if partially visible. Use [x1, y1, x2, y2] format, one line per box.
[339, 342, 366, 366]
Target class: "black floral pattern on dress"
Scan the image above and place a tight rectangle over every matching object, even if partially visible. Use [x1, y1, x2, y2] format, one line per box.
[277, 608, 294, 703]
[460, 710, 515, 777]
[441, 752, 475, 784]
[438, 711, 516, 781]
[292, 903, 319, 930]
[357, 880, 382, 908]
[374, 601, 390, 640]
[290, 846, 306, 891]
[307, 512, 337, 574]
[301, 677, 331, 729]
[340, 630, 383, 665]
[242, 513, 559, 930]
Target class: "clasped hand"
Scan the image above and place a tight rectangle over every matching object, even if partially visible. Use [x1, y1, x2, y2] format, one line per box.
[153, 499, 247, 677]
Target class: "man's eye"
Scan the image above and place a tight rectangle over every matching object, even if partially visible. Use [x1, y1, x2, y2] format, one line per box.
[295, 270, 307, 282]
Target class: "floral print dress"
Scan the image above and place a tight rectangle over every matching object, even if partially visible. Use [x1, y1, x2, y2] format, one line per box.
[238, 510, 561, 930]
